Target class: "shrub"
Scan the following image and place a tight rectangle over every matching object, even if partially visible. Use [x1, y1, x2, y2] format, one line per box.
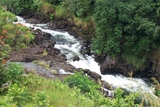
[3, 62, 24, 82]
[64, 71, 100, 93]
[2, 23, 34, 49]
[7, 84, 32, 107]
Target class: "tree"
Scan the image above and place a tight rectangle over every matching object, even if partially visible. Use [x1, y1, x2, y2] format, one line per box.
[0, 0, 39, 15]
[64, 0, 95, 18]
[92, 0, 160, 67]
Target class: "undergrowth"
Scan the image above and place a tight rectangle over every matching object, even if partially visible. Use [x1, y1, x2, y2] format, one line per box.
[0, 62, 160, 107]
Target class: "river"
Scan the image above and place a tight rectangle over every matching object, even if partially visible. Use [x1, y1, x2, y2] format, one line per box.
[15, 16, 159, 99]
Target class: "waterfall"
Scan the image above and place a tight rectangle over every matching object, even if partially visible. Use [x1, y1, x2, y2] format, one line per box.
[15, 16, 158, 96]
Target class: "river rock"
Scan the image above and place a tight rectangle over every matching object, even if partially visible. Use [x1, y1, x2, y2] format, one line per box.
[72, 56, 80, 61]
[42, 41, 56, 49]
[83, 69, 90, 74]
[60, 54, 67, 61]
[101, 80, 112, 90]
[90, 72, 101, 80]
[81, 47, 91, 55]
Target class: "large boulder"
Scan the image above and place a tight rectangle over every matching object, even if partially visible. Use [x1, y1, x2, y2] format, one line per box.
[33, 29, 53, 45]
[90, 72, 102, 80]
[94, 54, 106, 64]
[100, 55, 122, 75]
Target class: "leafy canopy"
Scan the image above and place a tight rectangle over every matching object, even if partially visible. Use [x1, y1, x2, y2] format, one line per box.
[92, 0, 160, 66]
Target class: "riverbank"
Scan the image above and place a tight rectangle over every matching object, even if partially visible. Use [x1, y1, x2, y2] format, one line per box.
[10, 16, 113, 95]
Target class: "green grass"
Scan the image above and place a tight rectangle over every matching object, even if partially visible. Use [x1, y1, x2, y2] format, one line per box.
[0, 73, 94, 107]
[27, 74, 94, 107]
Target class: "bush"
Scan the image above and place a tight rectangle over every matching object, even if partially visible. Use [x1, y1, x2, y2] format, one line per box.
[6, 84, 32, 107]
[2, 23, 34, 49]
[64, 71, 100, 93]
[3, 62, 24, 82]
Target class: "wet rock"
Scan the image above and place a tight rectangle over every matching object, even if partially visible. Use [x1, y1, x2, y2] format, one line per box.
[100, 55, 121, 75]
[83, 69, 90, 74]
[101, 88, 115, 97]
[87, 70, 92, 75]
[81, 47, 91, 55]
[47, 48, 61, 55]
[60, 54, 67, 61]
[42, 41, 56, 49]
[94, 54, 106, 64]
[90, 72, 101, 80]
[65, 64, 75, 73]
[72, 56, 80, 61]
[101, 80, 112, 90]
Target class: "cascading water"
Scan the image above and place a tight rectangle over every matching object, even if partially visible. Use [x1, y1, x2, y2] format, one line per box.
[15, 16, 158, 96]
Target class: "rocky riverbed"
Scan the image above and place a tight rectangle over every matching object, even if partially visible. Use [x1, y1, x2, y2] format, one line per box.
[9, 14, 112, 96]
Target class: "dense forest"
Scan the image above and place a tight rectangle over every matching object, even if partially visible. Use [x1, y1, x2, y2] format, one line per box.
[0, 0, 160, 106]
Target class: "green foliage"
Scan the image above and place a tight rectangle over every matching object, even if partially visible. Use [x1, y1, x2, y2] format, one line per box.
[108, 88, 139, 107]
[63, 0, 94, 18]
[34, 91, 50, 107]
[155, 89, 160, 97]
[64, 71, 100, 93]
[0, 62, 25, 90]
[0, 8, 16, 26]
[0, 8, 34, 67]
[2, 23, 34, 49]
[4, 62, 24, 81]
[0, 0, 41, 15]
[92, 0, 160, 67]
[0, 44, 11, 64]
[7, 84, 31, 107]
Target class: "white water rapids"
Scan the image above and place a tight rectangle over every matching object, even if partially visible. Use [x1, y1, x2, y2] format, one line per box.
[15, 16, 158, 96]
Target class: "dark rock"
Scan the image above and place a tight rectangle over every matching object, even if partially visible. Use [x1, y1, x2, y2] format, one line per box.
[60, 54, 67, 61]
[81, 47, 91, 55]
[83, 40, 90, 47]
[25, 13, 50, 24]
[25, 56, 37, 62]
[101, 80, 112, 90]
[33, 29, 53, 45]
[94, 54, 106, 64]
[87, 70, 92, 75]
[83, 69, 90, 74]
[90, 72, 102, 80]
[100, 56, 121, 75]
[65, 64, 75, 73]
[73, 56, 80, 61]
[54, 48, 61, 54]
[42, 41, 56, 49]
